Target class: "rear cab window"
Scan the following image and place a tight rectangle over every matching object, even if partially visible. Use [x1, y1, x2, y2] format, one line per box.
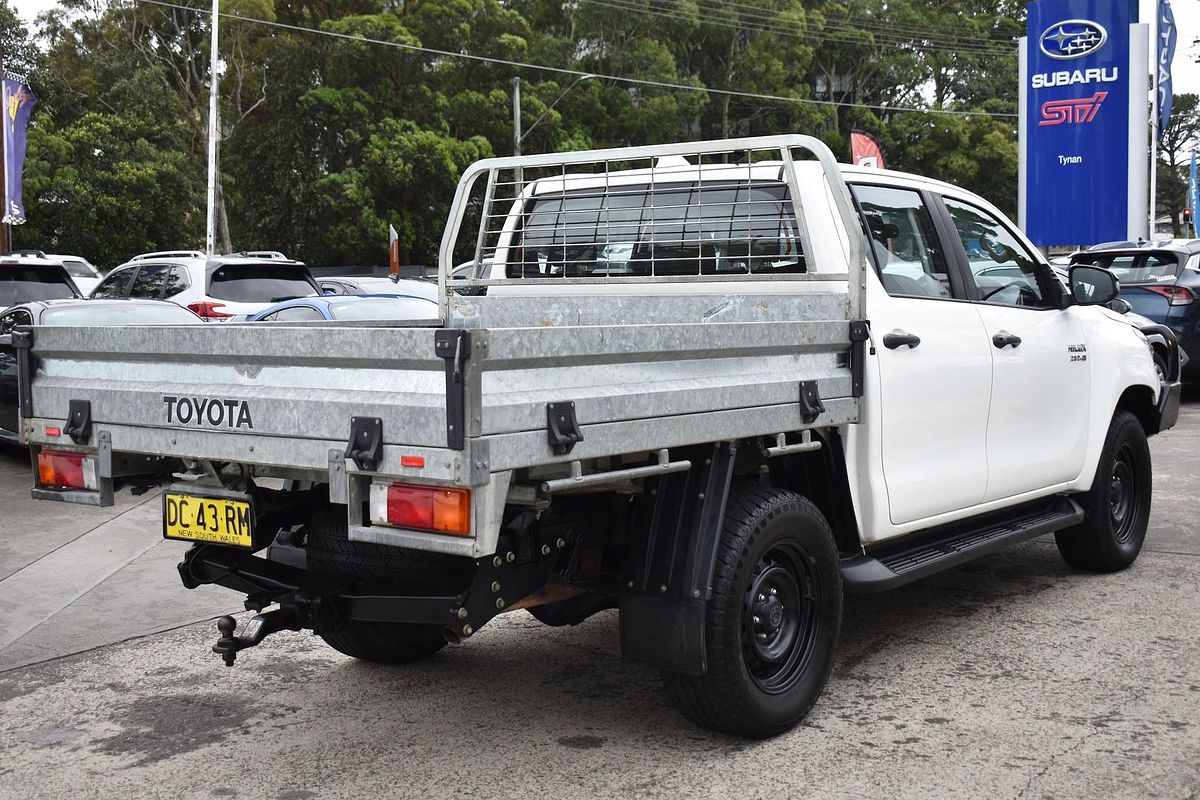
[0, 266, 79, 306]
[506, 180, 805, 279]
[208, 263, 319, 303]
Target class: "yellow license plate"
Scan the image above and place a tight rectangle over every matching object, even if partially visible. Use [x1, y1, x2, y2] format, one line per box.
[163, 493, 254, 548]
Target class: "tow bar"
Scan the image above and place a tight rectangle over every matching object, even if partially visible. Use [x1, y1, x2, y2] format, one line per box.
[211, 607, 300, 667]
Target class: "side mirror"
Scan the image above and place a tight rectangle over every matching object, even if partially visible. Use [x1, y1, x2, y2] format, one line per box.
[1069, 265, 1120, 306]
[1108, 297, 1133, 315]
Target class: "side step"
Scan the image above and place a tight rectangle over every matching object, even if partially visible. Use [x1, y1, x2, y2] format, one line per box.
[841, 497, 1084, 594]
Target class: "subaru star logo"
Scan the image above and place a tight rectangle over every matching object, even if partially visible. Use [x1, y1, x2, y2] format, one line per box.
[1039, 19, 1108, 60]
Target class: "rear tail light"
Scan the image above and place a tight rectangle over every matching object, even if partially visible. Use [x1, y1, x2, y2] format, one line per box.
[369, 482, 471, 536]
[37, 450, 98, 490]
[1144, 285, 1195, 305]
[187, 301, 232, 319]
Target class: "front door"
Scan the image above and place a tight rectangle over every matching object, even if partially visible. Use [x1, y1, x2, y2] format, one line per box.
[853, 185, 994, 525]
[940, 196, 1091, 501]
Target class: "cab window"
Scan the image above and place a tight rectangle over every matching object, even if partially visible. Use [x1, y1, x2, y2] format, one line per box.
[0, 308, 33, 334]
[943, 198, 1051, 308]
[852, 185, 955, 299]
[261, 305, 325, 322]
[163, 266, 190, 298]
[91, 267, 136, 299]
[130, 264, 174, 298]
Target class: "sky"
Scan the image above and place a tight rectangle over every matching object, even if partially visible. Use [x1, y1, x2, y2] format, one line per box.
[8, 0, 1200, 98]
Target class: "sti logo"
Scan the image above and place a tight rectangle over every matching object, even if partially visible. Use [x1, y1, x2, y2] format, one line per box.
[1039, 92, 1108, 127]
[1039, 20, 1108, 60]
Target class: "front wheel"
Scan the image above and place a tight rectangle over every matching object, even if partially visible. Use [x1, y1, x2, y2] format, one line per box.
[660, 487, 842, 738]
[1055, 410, 1152, 572]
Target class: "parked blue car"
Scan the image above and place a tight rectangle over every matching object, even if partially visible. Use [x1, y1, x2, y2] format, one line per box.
[247, 293, 439, 322]
[1072, 240, 1200, 378]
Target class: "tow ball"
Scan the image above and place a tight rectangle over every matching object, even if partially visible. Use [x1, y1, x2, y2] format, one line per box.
[211, 607, 300, 667]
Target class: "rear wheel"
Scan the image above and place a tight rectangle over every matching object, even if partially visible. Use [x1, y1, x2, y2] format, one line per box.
[660, 487, 842, 738]
[305, 507, 464, 663]
[318, 618, 446, 664]
[1055, 411, 1152, 572]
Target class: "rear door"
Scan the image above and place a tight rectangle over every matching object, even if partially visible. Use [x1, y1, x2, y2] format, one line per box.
[853, 184, 994, 525]
[940, 196, 1090, 501]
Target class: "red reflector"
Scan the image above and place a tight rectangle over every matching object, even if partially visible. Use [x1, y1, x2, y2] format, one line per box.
[44, 426, 62, 437]
[400, 455, 425, 468]
[1145, 285, 1195, 305]
[384, 483, 470, 535]
[186, 301, 232, 319]
[37, 450, 98, 490]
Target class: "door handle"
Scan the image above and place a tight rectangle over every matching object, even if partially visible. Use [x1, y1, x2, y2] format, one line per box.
[992, 331, 1022, 349]
[883, 331, 921, 350]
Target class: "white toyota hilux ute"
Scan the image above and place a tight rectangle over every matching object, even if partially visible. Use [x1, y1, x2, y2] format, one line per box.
[8, 136, 1182, 738]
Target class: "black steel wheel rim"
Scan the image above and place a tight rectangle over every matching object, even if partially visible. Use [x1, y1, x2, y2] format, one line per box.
[1109, 443, 1141, 544]
[741, 541, 820, 694]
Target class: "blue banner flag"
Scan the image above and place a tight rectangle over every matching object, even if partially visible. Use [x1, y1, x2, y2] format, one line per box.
[1190, 152, 1198, 237]
[2, 75, 37, 225]
[1158, 0, 1177, 139]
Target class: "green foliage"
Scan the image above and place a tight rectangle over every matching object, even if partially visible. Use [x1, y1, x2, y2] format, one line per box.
[19, 114, 202, 265]
[9, 0, 1026, 266]
[1155, 93, 1200, 237]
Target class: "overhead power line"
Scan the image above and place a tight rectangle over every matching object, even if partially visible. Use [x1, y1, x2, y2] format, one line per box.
[579, 0, 1013, 57]
[693, 0, 1019, 47]
[131, 0, 1017, 120]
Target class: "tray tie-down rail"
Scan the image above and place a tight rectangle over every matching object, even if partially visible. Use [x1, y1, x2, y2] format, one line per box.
[180, 513, 599, 665]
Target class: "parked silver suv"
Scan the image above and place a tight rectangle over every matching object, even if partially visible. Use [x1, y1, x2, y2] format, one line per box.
[91, 250, 320, 320]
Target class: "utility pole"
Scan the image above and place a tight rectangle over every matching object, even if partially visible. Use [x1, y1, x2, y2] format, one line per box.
[1150, 7, 1160, 240]
[204, 0, 220, 256]
[512, 76, 523, 192]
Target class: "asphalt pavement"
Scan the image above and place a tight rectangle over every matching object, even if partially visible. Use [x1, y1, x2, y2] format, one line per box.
[0, 402, 1196, 799]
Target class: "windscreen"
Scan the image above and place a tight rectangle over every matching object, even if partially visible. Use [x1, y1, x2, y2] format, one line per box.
[0, 267, 78, 306]
[62, 259, 96, 278]
[328, 297, 439, 320]
[41, 303, 200, 326]
[508, 181, 804, 278]
[208, 264, 318, 302]
[1073, 252, 1181, 284]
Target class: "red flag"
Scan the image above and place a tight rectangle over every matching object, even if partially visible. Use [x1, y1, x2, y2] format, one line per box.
[850, 131, 885, 170]
[388, 224, 401, 277]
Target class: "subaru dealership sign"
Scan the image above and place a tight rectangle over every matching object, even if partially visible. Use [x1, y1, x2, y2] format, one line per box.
[1019, 0, 1149, 247]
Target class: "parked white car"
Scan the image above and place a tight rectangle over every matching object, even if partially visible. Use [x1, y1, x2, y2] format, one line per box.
[317, 275, 438, 301]
[0, 252, 83, 310]
[90, 250, 321, 320]
[42, 253, 103, 295]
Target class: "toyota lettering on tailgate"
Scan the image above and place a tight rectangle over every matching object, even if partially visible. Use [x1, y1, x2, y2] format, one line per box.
[163, 395, 254, 429]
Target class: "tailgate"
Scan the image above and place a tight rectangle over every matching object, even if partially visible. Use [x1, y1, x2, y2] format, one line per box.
[20, 324, 466, 478]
